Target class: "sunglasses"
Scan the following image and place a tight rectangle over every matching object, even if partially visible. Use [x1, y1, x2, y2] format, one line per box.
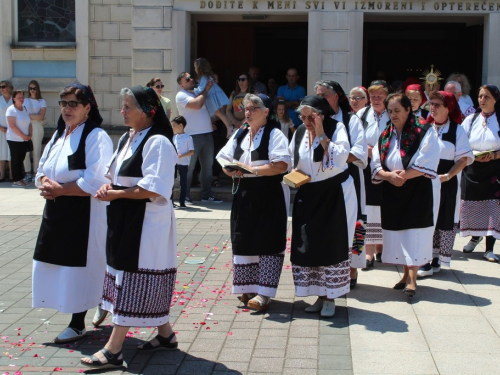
[184, 76, 192, 83]
[29, 87, 37, 91]
[0, 85, 6, 89]
[299, 114, 315, 122]
[238, 77, 247, 82]
[154, 84, 164, 89]
[59, 100, 82, 108]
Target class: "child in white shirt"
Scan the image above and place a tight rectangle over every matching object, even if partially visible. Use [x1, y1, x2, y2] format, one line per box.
[172, 116, 194, 208]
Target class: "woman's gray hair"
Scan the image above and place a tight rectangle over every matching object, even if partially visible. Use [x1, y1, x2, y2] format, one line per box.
[313, 80, 335, 94]
[242, 93, 266, 110]
[349, 87, 367, 99]
[296, 104, 323, 115]
[0, 80, 13, 95]
[120, 87, 142, 111]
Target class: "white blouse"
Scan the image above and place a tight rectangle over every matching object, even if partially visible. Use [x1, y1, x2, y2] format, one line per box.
[216, 126, 292, 177]
[357, 106, 390, 147]
[462, 112, 500, 152]
[35, 124, 113, 195]
[371, 127, 440, 183]
[432, 121, 474, 164]
[25, 98, 47, 114]
[332, 108, 368, 169]
[289, 123, 350, 183]
[107, 128, 178, 205]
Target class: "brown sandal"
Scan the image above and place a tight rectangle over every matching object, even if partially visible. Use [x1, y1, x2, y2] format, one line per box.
[238, 293, 257, 303]
[247, 295, 271, 311]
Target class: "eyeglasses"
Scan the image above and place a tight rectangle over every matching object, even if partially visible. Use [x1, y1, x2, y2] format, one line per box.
[0, 85, 6, 89]
[349, 96, 365, 102]
[154, 84, 164, 89]
[29, 87, 37, 91]
[59, 100, 82, 108]
[299, 114, 315, 122]
[238, 77, 247, 82]
[244, 106, 261, 113]
[429, 102, 443, 109]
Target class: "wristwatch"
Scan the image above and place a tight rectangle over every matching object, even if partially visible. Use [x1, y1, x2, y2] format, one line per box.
[318, 133, 327, 142]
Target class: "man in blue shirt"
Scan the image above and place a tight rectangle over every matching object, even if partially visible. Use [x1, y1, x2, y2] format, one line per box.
[277, 68, 306, 126]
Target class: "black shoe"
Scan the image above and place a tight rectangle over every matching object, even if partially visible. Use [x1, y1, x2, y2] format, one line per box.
[417, 263, 433, 278]
[362, 258, 374, 271]
[350, 270, 358, 289]
[185, 197, 195, 205]
[172, 203, 179, 209]
[393, 282, 406, 290]
[375, 253, 382, 263]
[404, 288, 416, 297]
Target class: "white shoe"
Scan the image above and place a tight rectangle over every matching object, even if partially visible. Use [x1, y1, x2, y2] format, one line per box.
[320, 300, 336, 317]
[484, 251, 499, 262]
[92, 306, 109, 327]
[305, 297, 324, 313]
[54, 327, 87, 344]
[463, 237, 483, 253]
[417, 263, 433, 278]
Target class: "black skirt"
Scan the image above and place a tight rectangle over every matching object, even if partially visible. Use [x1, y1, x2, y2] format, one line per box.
[461, 159, 500, 201]
[436, 159, 458, 231]
[231, 174, 287, 256]
[34, 195, 91, 267]
[291, 170, 350, 267]
[363, 157, 382, 206]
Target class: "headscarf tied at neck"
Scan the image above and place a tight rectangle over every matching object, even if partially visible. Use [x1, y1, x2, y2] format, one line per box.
[129, 85, 173, 142]
[300, 95, 334, 118]
[56, 84, 102, 139]
[322, 80, 350, 114]
[427, 91, 464, 125]
[405, 84, 427, 106]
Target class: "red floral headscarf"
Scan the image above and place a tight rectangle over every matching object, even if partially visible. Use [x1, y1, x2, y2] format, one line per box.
[405, 84, 427, 106]
[427, 91, 464, 125]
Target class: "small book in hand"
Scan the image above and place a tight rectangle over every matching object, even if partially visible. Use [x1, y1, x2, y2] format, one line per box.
[223, 162, 254, 174]
[283, 170, 311, 188]
[473, 150, 496, 158]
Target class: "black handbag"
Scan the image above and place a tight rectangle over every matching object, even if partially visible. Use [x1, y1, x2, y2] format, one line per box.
[26, 140, 34, 152]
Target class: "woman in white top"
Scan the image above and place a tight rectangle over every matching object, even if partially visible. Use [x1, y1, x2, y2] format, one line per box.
[0, 80, 13, 181]
[6, 90, 32, 187]
[371, 93, 440, 297]
[217, 93, 291, 311]
[357, 81, 391, 267]
[290, 95, 357, 317]
[24, 80, 47, 181]
[417, 91, 473, 278]
[349, 86, 369, 114]
[460, 85, 500, 259]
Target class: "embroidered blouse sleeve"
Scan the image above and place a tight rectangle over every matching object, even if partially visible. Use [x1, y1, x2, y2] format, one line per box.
[76, 129, 114, 195]
[455, 125, 474, 165]
[461, 113, 474, 139]
[349, 116, 368, 169]
[409, 129, 440, 178]
[35, 131, 58, 187]
[268, 128, 292, 168]
[370, 139, 383, 184]
[194, 76, 208, 96]
[138, 135, 178, 205]
[319, 123, 350, 169]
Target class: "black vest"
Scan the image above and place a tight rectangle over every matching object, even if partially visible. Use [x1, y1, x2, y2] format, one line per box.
[111, 125, 170, 178]
[233, 124, 273, 162]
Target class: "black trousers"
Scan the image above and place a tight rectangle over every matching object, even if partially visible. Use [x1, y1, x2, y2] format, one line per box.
[7, 140, 28, 181]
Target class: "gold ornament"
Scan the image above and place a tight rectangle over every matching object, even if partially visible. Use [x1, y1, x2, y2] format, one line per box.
[420, 64, 443, 91]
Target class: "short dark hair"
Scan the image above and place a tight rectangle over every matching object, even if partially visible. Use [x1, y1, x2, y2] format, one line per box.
[177, 72, 188, 85]
[59, 86, 90, 105]
[147, 77, 161, 87]
[385, 93, 412, 112]
[429, 92, 448, 107]
[171, 115, 187, 128]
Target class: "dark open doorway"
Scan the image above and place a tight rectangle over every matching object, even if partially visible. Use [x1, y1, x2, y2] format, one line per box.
[197, 22, 308, 96]
[363, 21, 483, 100]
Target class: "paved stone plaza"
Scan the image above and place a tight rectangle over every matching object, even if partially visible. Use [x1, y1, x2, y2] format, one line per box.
[1, 185, 500, 374]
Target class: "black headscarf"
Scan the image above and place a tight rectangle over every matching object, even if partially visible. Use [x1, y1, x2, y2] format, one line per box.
[299, 95, 338, 138]
[323, 81, 350, 115]
[56, 83, 102, 138]
[129, 85, 173, 142]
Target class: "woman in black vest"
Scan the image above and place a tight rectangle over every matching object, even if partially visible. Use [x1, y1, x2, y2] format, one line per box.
[290, 96, 357, 317]
[33, 84, 113, 343]
[371, 93, 440, 297]
[217, 93, 291, 311]
[460, 85, 500, 260]
[81, 86, 176, 369]
[417, 91, 472, 278]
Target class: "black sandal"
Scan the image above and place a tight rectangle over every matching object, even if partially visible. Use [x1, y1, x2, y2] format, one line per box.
[138, 332, 178, 351]
[80, 348, 124, 369]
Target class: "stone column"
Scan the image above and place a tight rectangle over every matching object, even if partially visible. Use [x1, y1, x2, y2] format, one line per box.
[308, 11, 364, 94]
[0, 1, 13, 79]
[131, 0, 174, 111]
[482, 13, 500, 85]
